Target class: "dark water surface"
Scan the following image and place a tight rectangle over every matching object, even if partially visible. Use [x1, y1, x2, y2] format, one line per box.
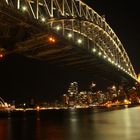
[1, 106, 140, 140]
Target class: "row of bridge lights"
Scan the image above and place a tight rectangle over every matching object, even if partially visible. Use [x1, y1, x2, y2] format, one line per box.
[92, 48, 135, 78]
[21, 5, 136, 80]
[50, 24, 136, 79]
[22, 6, 83, 44]
[55, 26, 83, 44]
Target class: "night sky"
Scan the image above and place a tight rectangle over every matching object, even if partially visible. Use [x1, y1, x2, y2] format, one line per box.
[0, 0, 140, 103]
[86, 0, 140, 73]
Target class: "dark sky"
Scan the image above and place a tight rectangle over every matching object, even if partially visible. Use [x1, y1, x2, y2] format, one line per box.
[86, 0, 140, 74]
[0, 0, 140, 103]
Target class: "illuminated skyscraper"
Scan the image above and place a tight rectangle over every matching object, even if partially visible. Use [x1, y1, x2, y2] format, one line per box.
[68, 82, 78, 106]
[68, 82, 78, 95]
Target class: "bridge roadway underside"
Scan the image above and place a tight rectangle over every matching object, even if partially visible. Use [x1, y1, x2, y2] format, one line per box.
[15, 33, 134, 85]
[0, 3, 135, 85]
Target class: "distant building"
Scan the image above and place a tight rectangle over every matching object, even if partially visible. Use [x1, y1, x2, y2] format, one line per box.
[67, 82, 79, 106]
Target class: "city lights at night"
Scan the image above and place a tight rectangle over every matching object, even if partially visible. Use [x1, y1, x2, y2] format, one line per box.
[48, 36, 56, 43]
[138, 74, 140, 82]
[0, 0, 140, 140]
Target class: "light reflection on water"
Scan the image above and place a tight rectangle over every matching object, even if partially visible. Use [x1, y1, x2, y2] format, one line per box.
[1, 106, 140, 140]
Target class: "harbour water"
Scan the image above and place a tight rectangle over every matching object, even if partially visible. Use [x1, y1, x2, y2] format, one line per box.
[1, 106, 140, 140]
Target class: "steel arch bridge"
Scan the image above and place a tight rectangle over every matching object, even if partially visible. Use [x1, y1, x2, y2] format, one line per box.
[0, 0, 138, 83]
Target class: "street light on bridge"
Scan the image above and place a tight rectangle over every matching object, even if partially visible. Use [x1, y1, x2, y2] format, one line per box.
[22, 6, 27, 11]
[48, 36, 56, 43]
[0, 48, 5, 60]
[68, 33, 72, 38]
[77, 39, 82, 44]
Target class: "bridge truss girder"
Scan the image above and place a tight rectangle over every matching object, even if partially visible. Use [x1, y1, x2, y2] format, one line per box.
[1, 0, 137, 81]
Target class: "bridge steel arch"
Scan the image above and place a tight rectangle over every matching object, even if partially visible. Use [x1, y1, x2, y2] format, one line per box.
[1, 0, 137, 82]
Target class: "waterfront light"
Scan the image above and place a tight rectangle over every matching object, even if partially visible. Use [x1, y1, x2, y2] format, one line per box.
[36, 106, 40, 111]
[0, 54, 3, 59]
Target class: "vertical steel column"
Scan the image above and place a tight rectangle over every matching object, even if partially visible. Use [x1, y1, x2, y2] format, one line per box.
[51, 0, 53, 17]
[5, 0, 9, 5]
[17, 0, 20, 9]
[35, 0, 39, 19]
[71, 19, 74, 42]
[62, 0, 64, 16]
[71, 0, 74, 17]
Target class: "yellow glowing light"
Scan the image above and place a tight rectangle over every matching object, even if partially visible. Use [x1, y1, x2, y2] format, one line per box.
[22, 6, 27, 11]
[36, 106, 40, 111]
[68, 33, 72, 38]
[92, 48, 96, 52]
[0, 54, 3, 58]
[98, 52, 102, 56]
[56, 26, 61, 31]
[77, 39, 82, 44]
[138, 74, 140, 82]
[41, 17, 46, 22]
[48, 36, 56, 43]
[0, 51, 4, 60]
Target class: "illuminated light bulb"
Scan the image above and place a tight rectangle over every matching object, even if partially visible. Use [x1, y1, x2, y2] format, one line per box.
[48, 37, 56, 43]
[98, 52, 102, 56]
[36, 106, 40, 111]
[77, 39, 82, 44]
[111, 61, 114, 64]
[108, 58, 111, 62]
[41, 17, 46, 22]
[68, 33, 72, 38]
[0, 54, 3, 58]
[56, 26, 61, 31]
[22, 6, 27, 11]
[92, 48, 96, 52]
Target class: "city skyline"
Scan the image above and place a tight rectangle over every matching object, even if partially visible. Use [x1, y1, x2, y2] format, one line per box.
[0, 0, 139, 103]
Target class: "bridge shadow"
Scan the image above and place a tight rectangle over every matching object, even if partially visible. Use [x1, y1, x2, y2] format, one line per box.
[0, 54, 112, 103]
